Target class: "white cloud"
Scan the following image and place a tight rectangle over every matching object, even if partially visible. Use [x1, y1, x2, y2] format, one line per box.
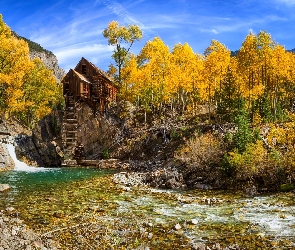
[54, 44, 113, 71]
[248, 28, 254, 34]
[197, 14, 287, 36]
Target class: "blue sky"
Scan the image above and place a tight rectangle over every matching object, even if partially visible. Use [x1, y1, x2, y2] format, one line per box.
[0, 0, 294, 72]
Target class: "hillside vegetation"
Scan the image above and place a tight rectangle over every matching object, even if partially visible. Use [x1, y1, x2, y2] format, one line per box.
[12, 31, 53, 56]
[104, 21, 295, 191]
[0, 15, 63, 128]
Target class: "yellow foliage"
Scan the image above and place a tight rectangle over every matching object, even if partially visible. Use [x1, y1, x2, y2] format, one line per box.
[175, 133, 224, 170]
[0, 15, 61, 127]
[118, 26, 295, 119]
[228, 140, 268, 180]
[267, 122, 295, 147]
[252, 111, 263, 126]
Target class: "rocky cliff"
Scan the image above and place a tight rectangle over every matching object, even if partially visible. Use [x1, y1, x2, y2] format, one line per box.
[15, 110, 63, 167]
[0, 118, 30, 171]
[0, 143, 14, 172]
[29, 51, 65, 82]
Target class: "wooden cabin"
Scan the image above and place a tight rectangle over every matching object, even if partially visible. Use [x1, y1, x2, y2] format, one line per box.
[62, 57, 117, 113]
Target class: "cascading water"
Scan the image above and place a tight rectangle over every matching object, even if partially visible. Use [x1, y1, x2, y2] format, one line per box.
[6, 144, 47, 172]
[1, 145, 295, 248]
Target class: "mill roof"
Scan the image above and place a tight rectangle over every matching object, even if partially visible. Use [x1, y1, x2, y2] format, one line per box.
[71, 69, 92, 84]
[76, 57, 114, 83]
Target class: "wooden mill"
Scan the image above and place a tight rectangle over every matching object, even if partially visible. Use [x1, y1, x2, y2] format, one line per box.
[61, 57, 117, 164]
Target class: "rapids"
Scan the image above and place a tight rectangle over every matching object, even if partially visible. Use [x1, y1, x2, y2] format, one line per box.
[0, 144, 294, 249]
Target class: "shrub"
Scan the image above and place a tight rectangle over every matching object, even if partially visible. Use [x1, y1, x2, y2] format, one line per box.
[225, 140, 285, 186]
[175, 133, 225, 171]
[103, 148, 110, 159]
[226, 141, 267, 181]
[280, 183, 295, 192]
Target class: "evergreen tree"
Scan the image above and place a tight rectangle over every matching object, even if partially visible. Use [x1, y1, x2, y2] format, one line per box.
[233, 103, 253, 153]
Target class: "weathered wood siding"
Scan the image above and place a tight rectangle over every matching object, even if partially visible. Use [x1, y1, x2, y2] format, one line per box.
[62, 57, 117, 113]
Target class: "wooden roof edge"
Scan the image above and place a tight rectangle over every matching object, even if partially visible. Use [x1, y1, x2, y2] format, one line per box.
[79, 57, 115, 84]
[61, 68, 91, 84]
[72, 69, 92, 84]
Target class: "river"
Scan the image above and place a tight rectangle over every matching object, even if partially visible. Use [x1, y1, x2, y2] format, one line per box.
[0, 145, 294, 249]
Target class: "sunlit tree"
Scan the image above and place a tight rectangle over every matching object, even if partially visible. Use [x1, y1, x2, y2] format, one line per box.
[103, 21, 142, 87]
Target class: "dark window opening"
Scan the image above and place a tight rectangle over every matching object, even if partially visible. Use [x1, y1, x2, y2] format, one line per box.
[82, 65, 86, 74]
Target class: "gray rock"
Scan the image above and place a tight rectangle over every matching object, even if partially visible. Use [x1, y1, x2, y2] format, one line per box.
[0, 144, 14, 171]
[189, 219, 198, 225]
[174, 223, 182, 230]
[15, 110, 63, 167]
[192, 242, 206, 250]
[148, 232, 153, 240]
[244, 184, 257, 197]
[194, 183, 212, 190]
[6, 207, 14, 212]
[29, 51, 65, 82]
[144, 168, 185, 189]
[0, 212, 59, 249]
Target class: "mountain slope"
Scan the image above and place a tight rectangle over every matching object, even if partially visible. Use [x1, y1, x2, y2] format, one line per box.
[12, 31, 65, 81]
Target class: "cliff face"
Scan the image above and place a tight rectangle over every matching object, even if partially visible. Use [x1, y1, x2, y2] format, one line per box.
[0, 118, 30, 171]
[15, 110, 63, 167]
[0, 144, 14, 172]
[29, 51, 65, 82]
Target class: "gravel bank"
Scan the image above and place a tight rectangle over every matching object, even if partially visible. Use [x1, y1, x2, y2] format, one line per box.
[0, 209, 59, 250]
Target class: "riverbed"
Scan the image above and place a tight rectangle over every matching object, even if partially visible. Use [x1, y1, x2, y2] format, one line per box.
[0, 165, 294, 249]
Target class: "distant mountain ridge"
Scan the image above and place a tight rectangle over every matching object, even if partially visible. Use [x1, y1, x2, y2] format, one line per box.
[12, 31, 65, 81]
[12, 31, 53, 56]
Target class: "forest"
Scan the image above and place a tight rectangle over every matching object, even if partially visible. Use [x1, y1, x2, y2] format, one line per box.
[0, 15, 63, 128]
[104, 21, 295, 190]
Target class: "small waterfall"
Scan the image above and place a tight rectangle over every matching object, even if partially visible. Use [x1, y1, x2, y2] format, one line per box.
[6, 144, 48, 172]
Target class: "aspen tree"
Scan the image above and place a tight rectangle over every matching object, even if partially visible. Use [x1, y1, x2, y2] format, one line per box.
[103, 21, 142, 87]
[204, 40, 231, 122]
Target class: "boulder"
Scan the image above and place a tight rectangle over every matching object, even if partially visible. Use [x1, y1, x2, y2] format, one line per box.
[145, 168, 185, 189]
[243, 184, 258, 197]
[0, 144, 14, 172]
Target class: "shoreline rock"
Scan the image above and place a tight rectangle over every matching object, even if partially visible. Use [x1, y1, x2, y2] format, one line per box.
[0, 210, 60, 249]
[112, 164, 186, 189]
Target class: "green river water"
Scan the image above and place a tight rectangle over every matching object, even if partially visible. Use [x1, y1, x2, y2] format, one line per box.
[0, 163, 295, 249]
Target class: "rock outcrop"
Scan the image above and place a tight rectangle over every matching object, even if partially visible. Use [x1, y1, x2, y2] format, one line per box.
[0, 118, 17, 171]
[15, 110, 63, 167]
[29, 51, 65, 82]
[0, 144, 14, 172]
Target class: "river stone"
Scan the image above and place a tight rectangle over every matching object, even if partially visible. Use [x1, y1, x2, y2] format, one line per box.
[148, 232, 153, 239]
[244, 184, 257, 197]
[34, 241, 43, 248]
[174, 223, 182, 230]
[192, 242, 206, 250]
[0, 184, 10, 192]
[189, 219, 198, 225]
[6, 207, 15, 212]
